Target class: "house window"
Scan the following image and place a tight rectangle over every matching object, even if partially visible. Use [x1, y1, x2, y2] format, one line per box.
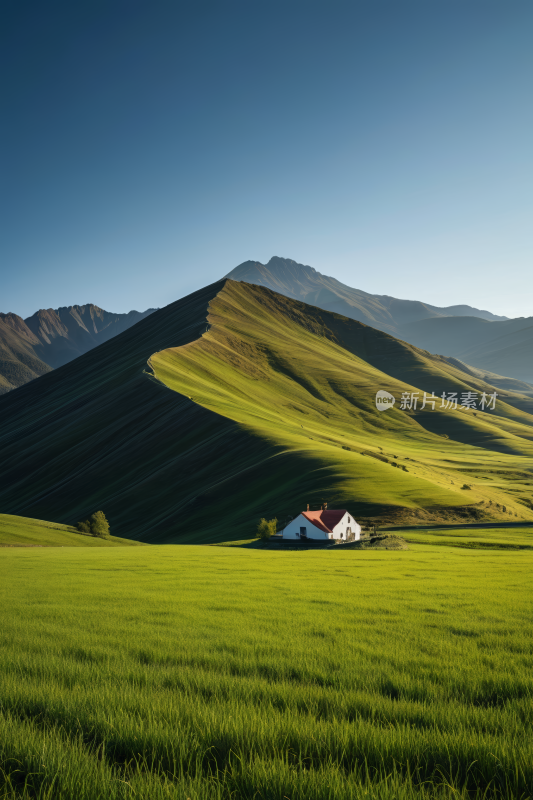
[300, 526, 306, 536]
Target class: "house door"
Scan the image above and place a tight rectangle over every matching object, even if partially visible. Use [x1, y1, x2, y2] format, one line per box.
[300, 526, 307, 539]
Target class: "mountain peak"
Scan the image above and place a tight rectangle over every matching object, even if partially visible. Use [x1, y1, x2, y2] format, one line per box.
[266, 255, 316, 271]
[226, 256, 508, 328]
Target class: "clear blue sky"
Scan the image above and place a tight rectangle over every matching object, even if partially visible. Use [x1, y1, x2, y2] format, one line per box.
[2, 0, 532, 319]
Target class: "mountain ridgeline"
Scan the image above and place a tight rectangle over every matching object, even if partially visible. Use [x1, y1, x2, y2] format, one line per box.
[0, 304, 156, 393]
[226, 257, 533, 388]
[1, 279, 532, 544]
[225, 256, 508, 331]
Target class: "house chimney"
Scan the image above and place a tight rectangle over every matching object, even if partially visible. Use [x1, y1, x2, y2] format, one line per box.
[324, 501, 328, 510]
[307, 504, 309, 511]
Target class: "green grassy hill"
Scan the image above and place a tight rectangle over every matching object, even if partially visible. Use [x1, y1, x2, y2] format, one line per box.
[0, 279, 533, 543]
[0, 514, 144, 547]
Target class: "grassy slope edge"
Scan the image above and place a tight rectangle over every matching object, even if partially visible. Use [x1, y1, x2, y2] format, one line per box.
[0, 514, 144, 547]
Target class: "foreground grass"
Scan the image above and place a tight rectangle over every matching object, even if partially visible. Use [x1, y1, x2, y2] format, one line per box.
[0, 545, 532, 799]
[0, 514, 145, 547]
[400, 525, 533, 550]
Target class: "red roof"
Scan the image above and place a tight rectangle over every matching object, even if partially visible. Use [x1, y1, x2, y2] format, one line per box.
[301, 510, 347, 533]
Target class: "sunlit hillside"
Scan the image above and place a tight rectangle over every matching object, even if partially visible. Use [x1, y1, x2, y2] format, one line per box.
[0, 514, 144, 547]
[0, 280, 532, 543]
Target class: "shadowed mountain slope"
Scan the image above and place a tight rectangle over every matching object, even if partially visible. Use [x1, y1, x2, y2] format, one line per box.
[1, 280, 532, 544]
[0, 304, 156, 393]
[0, 281, 255, 541]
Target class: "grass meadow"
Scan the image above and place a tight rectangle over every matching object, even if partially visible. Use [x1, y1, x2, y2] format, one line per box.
[400, 526, 533, 550]
[1, 542, 532, 799]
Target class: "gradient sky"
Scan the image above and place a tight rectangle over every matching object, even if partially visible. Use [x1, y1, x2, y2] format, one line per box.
[2, 0, 532, 319]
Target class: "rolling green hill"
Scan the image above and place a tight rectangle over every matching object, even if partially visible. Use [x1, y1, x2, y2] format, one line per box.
[0, 279, 532, 543]
[0, 514, 145, 547]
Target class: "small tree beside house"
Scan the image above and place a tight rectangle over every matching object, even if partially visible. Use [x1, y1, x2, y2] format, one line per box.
[257, 517, 277, 540]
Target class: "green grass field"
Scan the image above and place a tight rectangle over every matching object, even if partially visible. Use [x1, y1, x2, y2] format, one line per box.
[0, 514, 145, 547]
[1, 543, 531, 799]
[398, 525, 533, 550]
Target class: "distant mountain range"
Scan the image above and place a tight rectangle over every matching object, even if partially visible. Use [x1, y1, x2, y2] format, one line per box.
[2, 256, 530, 396]
[226, 257, 532, 388]
[0, 304, 156, 393]
[397, 316, 533, 386]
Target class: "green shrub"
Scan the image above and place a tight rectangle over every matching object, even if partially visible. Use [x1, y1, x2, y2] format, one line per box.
[257, 517, 277, 540]
[76, 520, 91, 534]
[88, 511, 110, 538]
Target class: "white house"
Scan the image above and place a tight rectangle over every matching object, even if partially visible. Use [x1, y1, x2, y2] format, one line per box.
[282, 506, 361, 541]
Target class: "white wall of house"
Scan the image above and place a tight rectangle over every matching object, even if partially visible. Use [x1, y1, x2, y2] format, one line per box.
[282, 514, 328, 540]
[282, 512, 361, 541]
[331, 514, 361, 541]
